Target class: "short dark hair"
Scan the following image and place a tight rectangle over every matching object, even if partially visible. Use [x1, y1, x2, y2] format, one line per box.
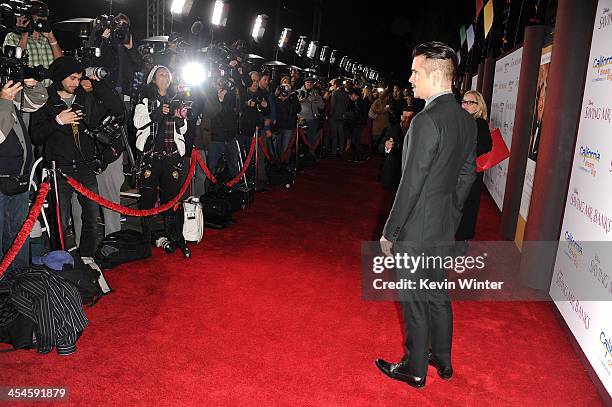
[412, 41, 457, 81]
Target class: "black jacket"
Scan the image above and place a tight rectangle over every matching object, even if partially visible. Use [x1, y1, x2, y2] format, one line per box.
[92, 41, 143, 95]
[31, 81, 124, 175]
[203, 88, 239, 143]
[275, 95, 300, 130]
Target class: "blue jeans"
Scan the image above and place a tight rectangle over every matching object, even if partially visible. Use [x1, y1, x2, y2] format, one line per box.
[0, 190, 30, 270]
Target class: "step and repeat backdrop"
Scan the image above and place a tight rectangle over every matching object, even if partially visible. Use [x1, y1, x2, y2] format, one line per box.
[549, 0, 612, 396]
[484, 47, 523, 210]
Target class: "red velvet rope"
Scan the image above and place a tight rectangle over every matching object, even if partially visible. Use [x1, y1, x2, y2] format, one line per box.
[225, 135, 256, 187]
[258, 136, 272, 162]
[64, 150, 198, 217]
[193, 136, 256, 188]
[0, 182, 50, 276]
[299, 128, 324, 150]
[279, 131, 298, 162]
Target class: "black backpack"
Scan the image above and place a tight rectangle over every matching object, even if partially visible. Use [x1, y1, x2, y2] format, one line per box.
[95, 229, 152, 270]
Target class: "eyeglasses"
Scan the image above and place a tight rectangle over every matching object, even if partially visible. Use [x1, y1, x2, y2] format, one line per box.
[461, 100, 478, 106]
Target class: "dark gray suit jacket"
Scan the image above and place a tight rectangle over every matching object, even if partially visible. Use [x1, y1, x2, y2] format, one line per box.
[383, 93, 477, 247]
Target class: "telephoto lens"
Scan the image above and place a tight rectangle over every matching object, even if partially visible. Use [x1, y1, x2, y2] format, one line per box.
[85, 66, 110, 79]
[155, 236, 175, 253]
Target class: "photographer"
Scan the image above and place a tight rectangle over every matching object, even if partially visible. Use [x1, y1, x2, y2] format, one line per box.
[297, 77, 324, 156]
[3, 0, 63, 85]
[87, 13, 143, 101]
[30, 56, 124, 257]
[239, 70, 270, 183]
[0, 78, 47, 270]
[328, 78, 350, 157]
[274, 83, 300, 164]
[202, 76, 239, 188]
[347, 88, 369, 163]
[133, 65, 190, 258]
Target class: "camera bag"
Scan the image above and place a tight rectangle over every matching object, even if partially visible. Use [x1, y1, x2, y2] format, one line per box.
[94, 229, 152, 270]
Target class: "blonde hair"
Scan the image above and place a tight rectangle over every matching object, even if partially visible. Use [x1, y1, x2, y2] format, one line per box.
[463, 90, 488, 120]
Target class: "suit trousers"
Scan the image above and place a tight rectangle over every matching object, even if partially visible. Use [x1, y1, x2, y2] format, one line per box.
[395, 244, 453, 377]
[329, 119, 345, 155]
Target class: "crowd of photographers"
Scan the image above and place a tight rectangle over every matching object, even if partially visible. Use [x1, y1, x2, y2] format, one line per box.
[0, 0, 419, 267]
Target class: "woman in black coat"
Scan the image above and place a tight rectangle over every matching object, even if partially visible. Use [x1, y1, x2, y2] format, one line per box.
[455, 90, 493, 248]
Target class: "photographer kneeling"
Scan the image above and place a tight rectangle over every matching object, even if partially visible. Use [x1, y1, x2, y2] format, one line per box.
[0, 78, 48, 270]
[31, 56, 124, 257]
[133, 65, 190, 259]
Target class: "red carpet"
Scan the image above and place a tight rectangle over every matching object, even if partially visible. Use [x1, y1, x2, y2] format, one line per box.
[0, 157, 605, 406]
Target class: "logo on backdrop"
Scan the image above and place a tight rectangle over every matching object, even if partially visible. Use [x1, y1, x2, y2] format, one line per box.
[553, 268, 591, 331]
[592, 55, 612, 83]
[600, 330, 612, 375]
[598, 8, 611, 30]
[578, 145, 601, 177]
[569, 188, 612, 234]
[588, 254, 612, 295]
[584, 100, 612, 124]
[563, 231, 583, 269]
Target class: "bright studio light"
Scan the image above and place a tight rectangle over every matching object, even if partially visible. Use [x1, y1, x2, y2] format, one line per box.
[278, 27, 292, 50]
[251, 14, 268, 41]
[171, 0, 185, 14]
[211, 0, 228, 27]
[171, 0, 193, 15]
[306, 41, 318, 59]
[182, 62, 207, 86]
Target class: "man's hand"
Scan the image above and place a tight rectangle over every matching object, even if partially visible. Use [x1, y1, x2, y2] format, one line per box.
[56, 108, 83, 125]
[380, 235, 393, 257]
[80, 79, 94, 93]
[16, 16, 28, 29]
[218, 88, 227, 102]
[124, 34, 133, 49]
[41, 30, 55, 40]
[260, 98, 268, 108]
[162, 103, 170, 115]
[265, 129, 273, 138]
[101, 29, 111, 39]
[0, 81, 23, 101]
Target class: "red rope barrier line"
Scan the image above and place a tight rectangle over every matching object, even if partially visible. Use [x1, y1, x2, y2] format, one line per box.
[193, 136, 256, 187]
[65, 151, 198, 217]
[0, 182, 50, 276]
[299, 128, 324, 151]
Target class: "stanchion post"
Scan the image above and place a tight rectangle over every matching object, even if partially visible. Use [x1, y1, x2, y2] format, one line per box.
[50, 161, 65, 251]
[295, 118, 300, 170]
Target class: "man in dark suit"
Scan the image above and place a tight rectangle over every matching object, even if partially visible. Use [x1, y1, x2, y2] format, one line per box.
[328, 78, 350, 157]
[376, 42, 477, 389]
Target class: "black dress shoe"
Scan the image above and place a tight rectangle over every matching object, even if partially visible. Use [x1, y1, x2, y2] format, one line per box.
[375, 358, 426, 388]
[428, 353, 453, 380]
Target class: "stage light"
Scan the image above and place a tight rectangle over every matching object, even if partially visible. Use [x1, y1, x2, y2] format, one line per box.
[251, 14, 268, 42]
[319, 45, 330, 63]
[329, 49, 339, 65]
[211, 0, 228, 27]
[181, 62, 207, 86]
[277, 28, 292, 51]
[295, 35, 307, 56]
[171, 0, 194, 15]
[339, 56, 348, 70]
[306, 41, 318, 59]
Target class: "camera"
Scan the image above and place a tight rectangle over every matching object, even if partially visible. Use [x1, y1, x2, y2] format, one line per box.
[0, 45, 48, 86]
[217, 76, 234, 92]
[83, 114, 124, 146]
[279, 84, 291, 98]
[297, 89, 310, 100]
[94, 14, 130, 45]
[0, 0, 49, 34]
[84, 66, 109, 80]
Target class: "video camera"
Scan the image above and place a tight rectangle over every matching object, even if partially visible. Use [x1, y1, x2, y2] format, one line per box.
[0, 0, 50, 34]
[93, 14, 130, 45]
[0, 45, 48, 86]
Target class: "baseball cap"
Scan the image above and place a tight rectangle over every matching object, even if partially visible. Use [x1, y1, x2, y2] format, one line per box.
[32, 251, 75, 271]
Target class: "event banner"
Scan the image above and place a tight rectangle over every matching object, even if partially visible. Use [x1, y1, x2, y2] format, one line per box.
[515, 45, 553, 249]
[550, 0, 612, 397]
[484, 47, 523, 210]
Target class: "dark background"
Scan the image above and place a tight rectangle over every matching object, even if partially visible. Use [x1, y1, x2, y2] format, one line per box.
[38, 0, 557, 85]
